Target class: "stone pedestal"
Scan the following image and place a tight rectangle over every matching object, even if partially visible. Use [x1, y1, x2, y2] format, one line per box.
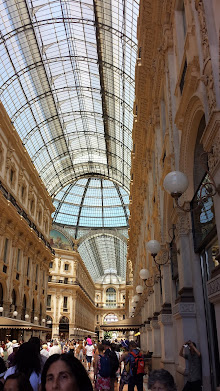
[145, 321, 153, 353]
[173, 301, 197, 390]
[158, 312, 175, 379]
[207, 268, 220, 362]
[151, 318, 161, 369]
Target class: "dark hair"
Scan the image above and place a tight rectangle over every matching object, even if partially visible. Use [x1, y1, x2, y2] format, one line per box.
[148, 369, 177, 391]
[28, 337, 41, 352]
[4, 373, 33, 391]
[41, 354, 93, 391]
[14, 342, 41, 376]
[0, 357, 6, 375]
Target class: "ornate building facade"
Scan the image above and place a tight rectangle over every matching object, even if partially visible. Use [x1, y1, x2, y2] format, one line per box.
[0, 102, 54, 331]
[128, 0, 220, 390]
[47, 229, 131, 340]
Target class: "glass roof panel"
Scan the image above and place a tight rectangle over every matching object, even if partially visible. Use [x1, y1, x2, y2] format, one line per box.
[53, 178, 129, 229]
[0, 0, 139, 282]
[0, 0, 138, 195]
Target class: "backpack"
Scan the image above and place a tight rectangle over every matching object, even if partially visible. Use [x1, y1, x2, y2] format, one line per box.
[99, 354, 111, 378]
[130, 351, 145, 375]
[105, 349, 119, 377]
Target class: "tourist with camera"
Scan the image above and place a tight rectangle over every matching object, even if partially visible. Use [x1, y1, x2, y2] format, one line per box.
[179, 340, 202, 391]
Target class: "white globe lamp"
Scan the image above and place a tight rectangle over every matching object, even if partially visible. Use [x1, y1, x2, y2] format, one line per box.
[146, 240, 161, 256]
[133, 295, 140, 303]
[25, 314, 29, 320]
[140, 268, 150, 281]
[136, 285, 144, 295]
[13, 311, 18, 317]
[163, 171, 189, 198]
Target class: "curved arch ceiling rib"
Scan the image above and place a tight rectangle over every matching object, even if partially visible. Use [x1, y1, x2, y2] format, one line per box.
[0, 0, 139, 281]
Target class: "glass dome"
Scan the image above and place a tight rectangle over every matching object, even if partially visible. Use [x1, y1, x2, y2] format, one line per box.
[53, 177, 129, 228]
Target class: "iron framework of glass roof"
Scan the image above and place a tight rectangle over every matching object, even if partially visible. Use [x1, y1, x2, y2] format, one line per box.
[0, 0, 139, 281]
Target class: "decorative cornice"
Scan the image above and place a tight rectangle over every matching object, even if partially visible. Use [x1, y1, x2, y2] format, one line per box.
[207, 274, 220, 304]
[173, 302, 196, 319]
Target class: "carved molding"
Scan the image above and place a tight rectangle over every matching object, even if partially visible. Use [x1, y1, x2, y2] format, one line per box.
[207, 275, 220, 304]
[173, 302, 196, 319]
[158, 313, 173, 325]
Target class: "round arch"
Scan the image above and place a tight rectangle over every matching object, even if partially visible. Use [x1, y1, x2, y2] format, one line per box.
[59, 316, 69, 339]
[179, 95, 205, 200]
[103, 313, 118, 323]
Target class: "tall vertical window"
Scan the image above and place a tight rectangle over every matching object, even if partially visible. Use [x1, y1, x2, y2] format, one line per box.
[47, 295, 51, 308]
[3, 238, 8, 264]
[63, 296, 68, 309]
[17, 249, 20, 271]
[106, 288, 116, 308]
[27, 257, 30, 276]
[182, 2, 187, 37]
[35, 265, 38, 283]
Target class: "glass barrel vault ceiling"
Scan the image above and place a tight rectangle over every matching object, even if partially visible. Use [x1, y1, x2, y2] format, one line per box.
[0, 0, 139, 281]
[53, 178, 129, 229]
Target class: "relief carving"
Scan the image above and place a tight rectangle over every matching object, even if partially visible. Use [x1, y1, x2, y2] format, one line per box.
[0, 141, 3, 168]
[5, 145, 14, 171]
[208, 132, 220, 172]
[195, 0, 216, 112]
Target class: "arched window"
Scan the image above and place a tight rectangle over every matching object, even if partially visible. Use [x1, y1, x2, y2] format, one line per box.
[106, 288, 116, 308]
[59, 316, 69, 338]
[104, 313, 118, 323]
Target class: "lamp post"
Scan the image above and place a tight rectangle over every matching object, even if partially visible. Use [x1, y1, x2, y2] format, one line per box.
[25, 314, 29, 320]
[13, 311, 18, 318]
[0, 307, 3, 316]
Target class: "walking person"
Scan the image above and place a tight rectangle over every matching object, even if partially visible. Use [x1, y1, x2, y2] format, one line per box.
[85, 340, 94, 371]
[102, 340, 119, 391]
[179, 340, 202, 391]
[94, 344, 110, 390]
[127, 341, 145, 391]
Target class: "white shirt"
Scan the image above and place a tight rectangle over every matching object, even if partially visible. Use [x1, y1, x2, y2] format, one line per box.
[40, 349, 49, 359]
[49, 345, 62, 356]
[85, 344, 94, 356]
[4, 366, 41, 391]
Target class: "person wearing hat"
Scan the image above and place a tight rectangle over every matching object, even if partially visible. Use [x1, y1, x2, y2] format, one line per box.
[7, 343, 19, 368]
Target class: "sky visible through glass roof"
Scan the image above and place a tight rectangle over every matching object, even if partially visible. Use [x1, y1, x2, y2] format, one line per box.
[0, 0, 139, 281]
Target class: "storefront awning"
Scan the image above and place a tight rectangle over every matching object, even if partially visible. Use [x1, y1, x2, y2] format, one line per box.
[100, 315, 141, 331]
[0, 317, 49, 331]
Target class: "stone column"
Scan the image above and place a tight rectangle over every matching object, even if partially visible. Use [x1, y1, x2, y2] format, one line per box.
[52, 323, 59, 339]
[173, 302, 197, 390]
[150, 317, 161, 369]
[145, 320, 153, 353]
[207, 269, 220, 362]
[158, 312, 175, 378]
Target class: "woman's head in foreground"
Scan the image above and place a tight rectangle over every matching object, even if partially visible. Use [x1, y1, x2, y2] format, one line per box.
[41, 354, 93, 391]
[148, 369, 177, 391]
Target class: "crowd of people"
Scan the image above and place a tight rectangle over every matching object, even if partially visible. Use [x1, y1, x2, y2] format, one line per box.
[0, 336, 201, 390]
